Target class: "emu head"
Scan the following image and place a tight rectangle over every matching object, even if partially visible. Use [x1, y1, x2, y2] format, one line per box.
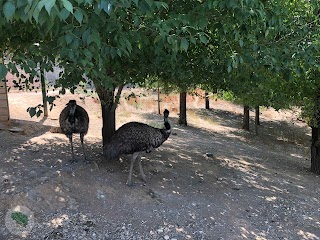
[67, 100, 77, 115]
[163, 109, 171, 131]
[163, 109, 169, 120]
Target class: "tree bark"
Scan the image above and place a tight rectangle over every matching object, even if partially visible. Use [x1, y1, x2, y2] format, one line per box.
[242, 105, 250, 130]
[311, 89, 320, 174]
[311, 126, 320, 174]
[96, 87, 116, 148]
[255, 106, 260, 125]
[205, 92, 209, 109]
[157, 82, 161, 115]
[96, 83, 125, 150]
[179, 91, 187, 125]
[254, 106, 260, 135]
[40, 70, 48, 117]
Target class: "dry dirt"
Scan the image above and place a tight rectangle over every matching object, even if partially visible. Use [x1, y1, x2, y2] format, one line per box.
[0, 89, 320, 240]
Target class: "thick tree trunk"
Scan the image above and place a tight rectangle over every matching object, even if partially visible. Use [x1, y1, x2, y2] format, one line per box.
[179, 91, 187, 125]
[96, 83, 125, 151]
[310, 87, 320, 174]
[96, 87, 116, 148]
[242, 105, 250, 130]
[205, 92, 209, 109]
[311, 126, 320, 174]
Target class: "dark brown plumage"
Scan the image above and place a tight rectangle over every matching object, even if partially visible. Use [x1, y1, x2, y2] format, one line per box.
[104, 109, 171, 186]
[59, 100, 89, 162]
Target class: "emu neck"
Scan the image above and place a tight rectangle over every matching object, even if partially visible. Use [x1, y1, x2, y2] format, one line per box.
[69, 105, 76, 115]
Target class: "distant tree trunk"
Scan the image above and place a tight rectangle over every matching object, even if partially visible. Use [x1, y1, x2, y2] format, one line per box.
[311, 89, 320, 174]
[254, 106, 260, 135]
[40, 70, 48, 117]
[157, 82, 161, 115]
[179, 91, 187, 125]
[205, 92, 209, 109]
[242, 105, 250, 130]
[255, 106, 260, 125]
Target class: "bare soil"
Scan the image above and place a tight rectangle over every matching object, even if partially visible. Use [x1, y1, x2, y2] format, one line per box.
[0, 89, 320, 240]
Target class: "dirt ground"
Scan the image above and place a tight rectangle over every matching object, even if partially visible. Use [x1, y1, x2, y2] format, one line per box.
[0, 89, 320, 240]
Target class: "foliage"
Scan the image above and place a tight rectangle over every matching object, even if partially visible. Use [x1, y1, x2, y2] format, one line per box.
[11, 211, 28, 227]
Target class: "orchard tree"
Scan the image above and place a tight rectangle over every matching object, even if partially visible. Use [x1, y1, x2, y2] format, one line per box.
[0, 0, 209, 147]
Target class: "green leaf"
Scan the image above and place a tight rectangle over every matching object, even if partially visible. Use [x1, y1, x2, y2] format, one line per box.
[3, 1, 16, 21]
[36, 109, 43, 117]
[45, 0, 56, 15]
[59, 8, 70, 20]
[37, 0, 46, 11]
[199, 35, 208, 44]
[239, 39, 243, 47]
[61, 0, 73, 13]
[17, 0, 27, 8]
[265, 29, 269, 37]
[74, 9, 83, 24]
[0, 64, 8, 80]
[153, 35, 162, 44]
[132, 0, 139, 6]
[180, 38, 189, 52]
[28, 107, 37, 118]
[227, 65, 232, 73]
[65, 33, 73, 45]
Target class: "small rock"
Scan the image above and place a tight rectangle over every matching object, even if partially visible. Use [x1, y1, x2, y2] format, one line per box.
[39, 176, 49, 183]
[206, 153, 214, 158]
[97, 190, 106, 200]
[164, 235, 170, 240]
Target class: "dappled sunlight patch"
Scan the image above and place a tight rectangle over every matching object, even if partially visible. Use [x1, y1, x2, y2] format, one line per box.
[290, 153, 305, 159]
[219, 156, 266, 175]
[265, 196, 277, 202]
[49, 214, 69, 228]
[240, 227, 268, 240]
[297, 230, 320, 240]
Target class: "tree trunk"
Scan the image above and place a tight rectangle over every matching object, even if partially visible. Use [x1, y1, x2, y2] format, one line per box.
[157, 82, 161, 115]
[40, 70, 48, 117]
[311, 126, 320, 174]
[179, 91, 187, 125]
[311, 89, 320, 174]
[254, 106, 260, 135]
[255, 106, 260, 125]
[242, 105, 250, 130]
[96, 87, 116, 148]
[96, 83, 125, 150]
[205, 92, 209, 109]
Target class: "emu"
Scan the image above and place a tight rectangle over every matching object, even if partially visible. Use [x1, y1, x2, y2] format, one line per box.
[104, 109, 171, 186]
[59, 100, 89, 162]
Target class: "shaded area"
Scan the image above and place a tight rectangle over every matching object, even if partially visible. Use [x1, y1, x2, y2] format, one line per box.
[0, 96, 319, 240]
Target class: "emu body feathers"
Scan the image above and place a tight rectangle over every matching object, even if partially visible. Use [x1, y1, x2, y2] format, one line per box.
[104, 109, 171, 185]
[59, 100, 89, 162]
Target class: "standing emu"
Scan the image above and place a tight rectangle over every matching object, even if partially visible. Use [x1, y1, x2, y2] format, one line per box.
[104, 109, 171, 186]
[59, 100, 89, 162]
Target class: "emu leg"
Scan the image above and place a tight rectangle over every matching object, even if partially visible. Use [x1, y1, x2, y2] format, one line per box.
[137, 157, 147, 183]
[127, 152, 139, 186]
[68, 134, 75, 162]
[80, 133, 88, 163]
